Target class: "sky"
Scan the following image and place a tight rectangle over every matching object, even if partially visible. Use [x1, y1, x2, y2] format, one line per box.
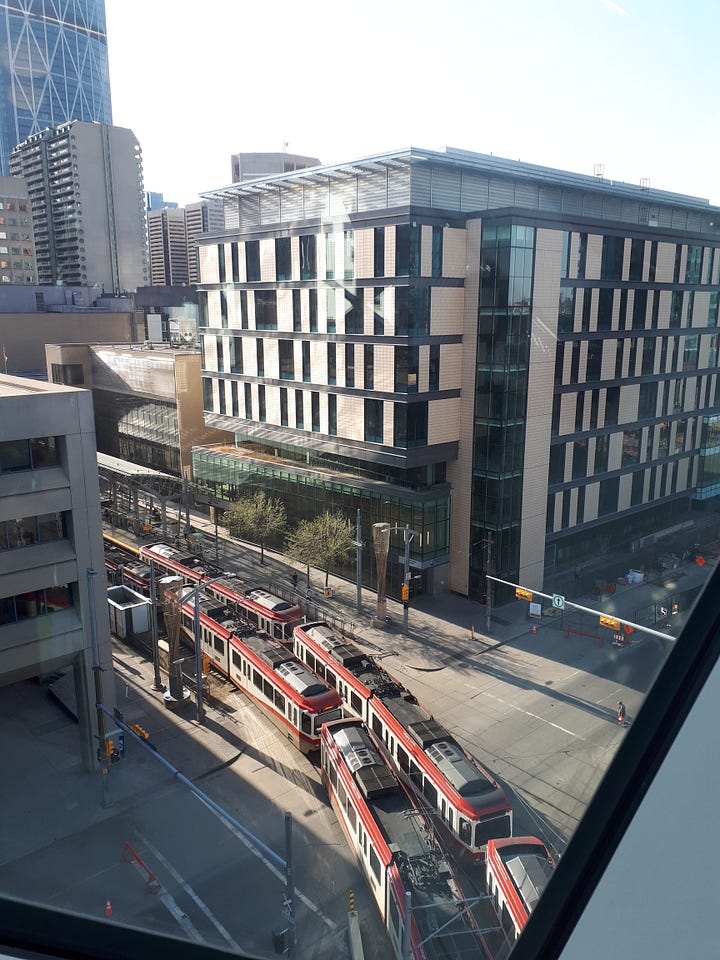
[105, 0, 720, 207]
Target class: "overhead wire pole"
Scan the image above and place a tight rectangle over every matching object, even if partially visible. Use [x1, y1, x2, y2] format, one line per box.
[486, 574, 675, 641]
[354, 508, 362, 614]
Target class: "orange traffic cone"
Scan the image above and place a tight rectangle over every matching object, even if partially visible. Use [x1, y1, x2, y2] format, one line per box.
[531, 624, 537, 635]
[105, 897, 113, 918]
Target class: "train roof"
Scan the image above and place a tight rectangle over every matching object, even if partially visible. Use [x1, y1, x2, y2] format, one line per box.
[144, 542, 200, 567]
[300, 622, 505, 805]
[326, 720, 482, 956]
[500, 845, 554, 914]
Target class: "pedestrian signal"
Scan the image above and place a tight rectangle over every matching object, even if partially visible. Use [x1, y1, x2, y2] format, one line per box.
[401, 583, 410, 601]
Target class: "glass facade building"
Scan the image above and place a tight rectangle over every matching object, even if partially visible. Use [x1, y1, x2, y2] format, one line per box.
[0, 1, 112, 175]
[196, 148, 720, 602]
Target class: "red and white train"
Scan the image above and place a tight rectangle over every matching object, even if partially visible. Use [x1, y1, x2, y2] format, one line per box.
[139, 541, 304, 643]
[176, 590, 343, 753]
[295, 621, 512, 859]
[485, 836, 555, 956]
[321, 717, 492, 960]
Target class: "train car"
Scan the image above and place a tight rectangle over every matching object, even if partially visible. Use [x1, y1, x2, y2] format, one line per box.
[485, 836, 554, 956]
[321, 717, 492, 960]
[178, 592, 342, 753]
[295, 621, 512, 859]
[140, 541, 304, 644]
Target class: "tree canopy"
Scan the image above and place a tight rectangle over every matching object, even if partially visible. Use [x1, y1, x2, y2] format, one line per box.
[287, 511, 355, 587]
[223, 491, 287, 564]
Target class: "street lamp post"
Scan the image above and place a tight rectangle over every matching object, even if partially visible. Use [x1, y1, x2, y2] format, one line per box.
[181, 572, 233, 724]
[383, 524, 419, 636]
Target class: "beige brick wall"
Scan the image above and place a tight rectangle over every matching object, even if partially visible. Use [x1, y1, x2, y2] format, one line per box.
[375, 344, 395, 392]
[427, 397, 460, 444]
[430, 286, 464, 335]
[385, 225, 396, 277]
[618, 473, 632, 512]
[519, 227, 562, 589]
[442, 227, 466, 278]
[601, 338, 617, 380]
[440, 343, 463, 391]
[620, 382, 639, 423]
[418, 345, 429, 392]
[227, 290, 242, 330]
[382, 400, 392, 445]
[355, 228, 373, 279]
[585, 234, 602, 280]
[447, 218, 481, 595]
[338, 394, 363, 441]
[199, 244, 219, 284]
[203, 333, 218, 372]
[693, 291, 711, 327]
[277, 289, 293, 332]
[290, 237, 300, 282]
[420, 225, 433, 276]
[384, 286, 396, 336]
[207, 290, 221, 327]
[265, 339, 279, 379]
[260, 238, 275, 282]
[656, 242, 675, 282]
[584, 482, 599, 522]
[363, 286, 374, 335]
[266, 385, 281, 426]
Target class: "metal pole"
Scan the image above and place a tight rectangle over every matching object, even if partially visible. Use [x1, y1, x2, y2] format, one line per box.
[194, 589, 205, 724]
[184, 472, 191, 537]
[87, 568, 110, 808]
[214, 507, 219, 566]
[485, 534, 493, 634]
[149, 560, 163, 691]
[356, 508, 362, 614]
[402, 524, 411, 636]
[401, 888, 412, 959]
[285, 812, 297, 956]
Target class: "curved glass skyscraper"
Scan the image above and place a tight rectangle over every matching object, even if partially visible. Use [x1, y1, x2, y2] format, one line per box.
[0, 1, 112, 174]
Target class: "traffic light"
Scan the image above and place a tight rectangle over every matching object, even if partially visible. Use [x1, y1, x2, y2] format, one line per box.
[401, 583, 410, 602]
[105, 737, 114, 759]
[515, 587, 533, 601]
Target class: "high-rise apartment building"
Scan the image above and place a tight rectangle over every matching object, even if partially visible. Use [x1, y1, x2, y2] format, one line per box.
[193, 147, 720, 601]
[148, 200, 223, 286]
[10, 121, 149, 292]
[0, 1, 112, 176]
[0, 175, 36, 283]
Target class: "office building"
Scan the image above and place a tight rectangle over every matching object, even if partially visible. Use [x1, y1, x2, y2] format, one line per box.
[148, 200, 223, 286]
[230, 151, 320, 183]
[0, 1, 112, 176]
[46, 342, 230, 477]
[194, 147, 720, 600]
[146, 191, 178, 212]
[10, 121, 149, 293]
[0, 175, 36, 283]
[0, 374, 115, 769]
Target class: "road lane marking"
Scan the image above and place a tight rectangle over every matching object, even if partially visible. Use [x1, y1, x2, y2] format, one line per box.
[140, 834, 242, 952]
[468, 687, 587, 740]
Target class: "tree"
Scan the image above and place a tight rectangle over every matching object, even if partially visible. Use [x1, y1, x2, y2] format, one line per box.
[223, 491, 287, 564]
[288, 511, 355, 589]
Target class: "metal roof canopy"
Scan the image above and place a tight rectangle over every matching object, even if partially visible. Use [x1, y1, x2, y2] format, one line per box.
[97, 453, 183, 500]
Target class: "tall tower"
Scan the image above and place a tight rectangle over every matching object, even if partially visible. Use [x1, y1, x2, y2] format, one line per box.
[0, 1, 113, 175]
[10, 120, 148, 293]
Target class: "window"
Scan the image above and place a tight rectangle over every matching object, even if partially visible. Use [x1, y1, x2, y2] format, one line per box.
[230, 337, 243, 374]
[279, 387, 288, 426]
[256, 340, 264, 377]
[395, 223, 419, 276]
[344, 288, 363, 333]
[244, 382, 252, 419]
[300, 235, 316, 280]
[275, 237, 291, 281]
[374, 227, 384, 277]
[245, 240, 260, 281]
[295, 390, 304, 428]
[429, 344, 440, 391]
[326, 289, 336, 332]
[431, 225, 443, 277]
[364, 398, 383, 443]
[394, 402, 428, 447]
[364, 344, 374, 389]
[202, 377, 214, 412]
[394, 346, 419, 392]
[343, 231, 354, 279]
[327, 343, 336, 384]
[279, 340, 294, 379]
[325, 232, 335, 279]
[302, 341, 310, 381]
[258, 384, 266, 422]
[328, 394, 337, 435]
[217, 243, 226, 283]
[255, 291, 277, 329]
[311, 392, 320, 432]
[309, 289, 317, 332]
[231, 242, 239, 282]
[292, 289, 301, 332]
[373, 288, 384, 335]
[345, 345, 355, 387]
[601, 235, 624, 281]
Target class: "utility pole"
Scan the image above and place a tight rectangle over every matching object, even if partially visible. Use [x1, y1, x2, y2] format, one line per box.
[355, 508, 362, 614]
[149, 560, 163, 692]
[402, 523, 413, 636]
[284, 812, 297, 956]
[485, 534, 493, 634]
[183, 471, 191, 537]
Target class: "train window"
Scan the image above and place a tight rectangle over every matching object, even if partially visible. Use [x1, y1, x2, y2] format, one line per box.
[422, 779, 438, 807]
[459, 818, 471, 844]
[347, 804, 356, 830]
[388, 896, 400, 937]
[213, 636, 223, 653]
[326, 668, 336, 687]
[369, 846, 381, 885]
[232, 651, 241, 670]
[292, 708, 297, 726]
[263, 678, 273, 699]
[350, 692, 362, 713]
[409, 760, 422, 787]
[305, 650, 316, 671]
[397, 745, 409, 772]
[338, 782, 347, 809]
[371, 715, 382, 738]
[501, 903, 515, 940]
[301, 713, 311, 734]
[274, 690, 285, 712]
[253, 669, 263, 689]
[328, 764, 337, 790]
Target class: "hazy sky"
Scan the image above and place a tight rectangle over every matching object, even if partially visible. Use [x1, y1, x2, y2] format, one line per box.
[105, 0, 720, 207]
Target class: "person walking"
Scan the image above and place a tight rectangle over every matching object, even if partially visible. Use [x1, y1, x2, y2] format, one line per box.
[617, 700, 626, 724]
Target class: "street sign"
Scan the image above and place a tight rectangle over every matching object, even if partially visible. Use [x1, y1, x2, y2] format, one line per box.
[552, 594, 565, 610]
[281, 894, 294, 922]
[515, 587, 533, 601]
[599, 614, 620, 629]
